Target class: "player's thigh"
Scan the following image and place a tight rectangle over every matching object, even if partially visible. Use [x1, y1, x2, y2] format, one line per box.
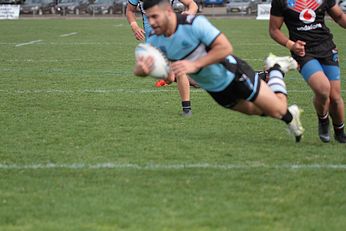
[307, 71, 331, 97]
[301, 59, 330, 96]
[231, 100, 262, 115]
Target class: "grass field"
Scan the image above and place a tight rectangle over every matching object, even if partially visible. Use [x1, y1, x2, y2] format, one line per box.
[0, 17, 346, 230]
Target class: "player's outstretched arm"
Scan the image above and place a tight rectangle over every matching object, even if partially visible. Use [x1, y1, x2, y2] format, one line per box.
[171, 33, 232, 76]
[194, 33, 233, 69]
[126, 4, 146, 41]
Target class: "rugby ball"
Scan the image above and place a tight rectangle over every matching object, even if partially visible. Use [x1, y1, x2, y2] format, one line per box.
[135, 43, 170, 79]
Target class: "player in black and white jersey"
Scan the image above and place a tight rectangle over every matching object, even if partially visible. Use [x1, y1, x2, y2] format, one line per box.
[126, 0, 198, 116]
[269, 0, 346, 143]
[127, 0, 197, 41]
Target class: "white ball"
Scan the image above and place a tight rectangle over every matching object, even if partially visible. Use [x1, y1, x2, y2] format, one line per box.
[135, 43, 170, 79]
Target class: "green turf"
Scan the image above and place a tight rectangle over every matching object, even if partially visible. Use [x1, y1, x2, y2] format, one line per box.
[0, 17, 345, 231]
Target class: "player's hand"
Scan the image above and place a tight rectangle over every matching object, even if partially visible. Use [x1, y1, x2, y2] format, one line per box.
[292, 40, 306, 57]
[131, 25, 146, 41]
[171, 60, 199, 77]
[134, 56, 154, 76]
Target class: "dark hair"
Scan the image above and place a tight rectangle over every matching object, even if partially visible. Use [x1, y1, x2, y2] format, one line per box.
[143, 0, 169, 10]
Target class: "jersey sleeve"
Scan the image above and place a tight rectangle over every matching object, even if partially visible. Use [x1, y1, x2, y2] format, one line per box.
[191, 15, 221, 47]
[128, 0, 139, 6]
[270, 0, 284, 17]
[326, 0, 336, 9]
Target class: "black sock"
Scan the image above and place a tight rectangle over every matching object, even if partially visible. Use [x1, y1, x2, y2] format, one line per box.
[281, 110, 293, 124]
[182, 101, 191, 113]
[269, 64, 285, 77]
[257, 70, 268, 81]
[318, 113, 329, 125]
[333, 123, 345, 137]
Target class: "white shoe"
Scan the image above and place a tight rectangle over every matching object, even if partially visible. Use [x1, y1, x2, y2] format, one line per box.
[288, 104, 304, 142]
[265, 53, 298, 73]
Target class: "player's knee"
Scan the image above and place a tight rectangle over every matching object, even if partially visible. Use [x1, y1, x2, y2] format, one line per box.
[330, 96, 344, 108]
[265, 106, 287, 119]
[314, 84, 330, 100]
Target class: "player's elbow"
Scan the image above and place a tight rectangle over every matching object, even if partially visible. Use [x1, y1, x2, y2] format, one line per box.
[218, 34, 233, 56]
[268, 27, 281, 41]
[222, 42, 233, 57]
[228, 44, 233, 55]
[268, 27, 275, 39]
[337, 15, 346, 28]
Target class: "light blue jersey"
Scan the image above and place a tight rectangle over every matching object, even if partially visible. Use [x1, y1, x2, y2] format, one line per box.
[147, 14, 236, 92]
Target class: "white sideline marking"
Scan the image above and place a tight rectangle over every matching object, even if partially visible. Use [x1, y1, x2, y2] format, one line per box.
[59, 32, 78, 37]
[0, 163, 346, 170]
[0, 89, 327, 94]
[0, 89, 202, 94]
[114, 24, 124, 27]
[15, 40, 43, 47]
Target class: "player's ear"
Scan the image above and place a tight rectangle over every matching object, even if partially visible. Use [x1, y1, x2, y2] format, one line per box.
[166, 4, 174, 14]
[165, 4, 174, 13]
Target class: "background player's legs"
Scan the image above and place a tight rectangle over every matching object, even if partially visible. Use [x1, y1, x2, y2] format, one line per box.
[329, 80, 344, 125]
[176, 74, 192, 116]
[308, 72, 332, 142]
[302, 60, 346, 143]
[308, 71, 331, 120]
[166, 72, 192, 116]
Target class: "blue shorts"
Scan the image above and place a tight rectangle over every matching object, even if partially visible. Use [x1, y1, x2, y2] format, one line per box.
[293, 42, 340, 81]
[300, 57, 340, 82]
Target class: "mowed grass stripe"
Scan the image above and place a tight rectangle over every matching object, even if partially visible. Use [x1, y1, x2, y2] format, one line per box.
[1, 162, 346, 170]
[1, 18, 346, 231]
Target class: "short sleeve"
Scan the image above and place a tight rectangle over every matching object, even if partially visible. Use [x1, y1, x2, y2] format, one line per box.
[128, 0, 139, 6]
[326, 0, 336, 9]
[191, 15, 221, 47]
[270, 0, 284, 17]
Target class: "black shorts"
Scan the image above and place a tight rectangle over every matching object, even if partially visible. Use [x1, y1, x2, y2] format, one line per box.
[207, 56, 261, 109]
[292, 39, 338, 68]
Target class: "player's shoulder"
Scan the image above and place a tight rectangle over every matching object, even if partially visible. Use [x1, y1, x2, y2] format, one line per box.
[176, 14, 208, 25]
[271, 0, 286, 7]
[128, 0, 140, 6]
[271, 0, 285, 4]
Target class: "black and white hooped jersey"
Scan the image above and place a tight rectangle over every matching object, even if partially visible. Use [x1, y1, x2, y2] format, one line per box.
[270, 0, 337, 48]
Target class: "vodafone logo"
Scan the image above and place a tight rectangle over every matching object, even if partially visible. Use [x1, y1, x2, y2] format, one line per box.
[299, 9, 316, 24]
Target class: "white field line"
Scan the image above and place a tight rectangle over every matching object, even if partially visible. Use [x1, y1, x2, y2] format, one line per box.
[3, 58, 85, 63]
[0, 163, 346, 170]
[15, 40, 43, 47]
[0, 89, 325, 94]
[0, 89, 200, 94]
[59, 32, 78, 37]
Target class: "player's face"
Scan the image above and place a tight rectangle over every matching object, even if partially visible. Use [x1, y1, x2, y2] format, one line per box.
[146, 5, 170, 35]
